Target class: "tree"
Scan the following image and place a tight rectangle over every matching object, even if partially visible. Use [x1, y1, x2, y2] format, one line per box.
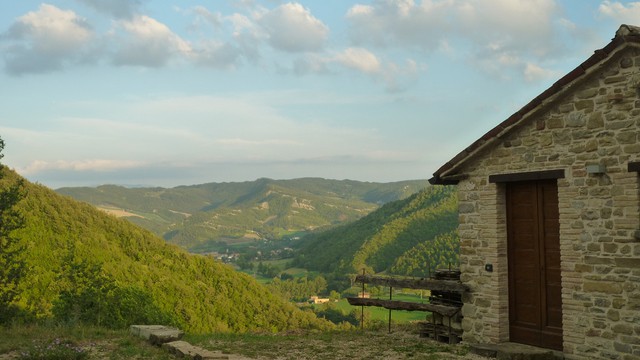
[53, 253, 172, 328]
[0, 136, 26, 322]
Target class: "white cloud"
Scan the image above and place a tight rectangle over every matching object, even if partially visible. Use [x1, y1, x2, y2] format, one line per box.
[20, 159, 143, 175]
[216, 138, 303, 146]
[11, 4, 93, 49]
[345, 0, 574, 82]
[292, 54, 330, 75]
[457, 0, 560, 58]
[346, 0, 452, 49]
[227, 13, 259, 35]
[292, 47, 424, 92]
[192, 6, 223, 29]
[75, 0, 142, 19]
[192, 40, 241, 69]
[334, 47, 381, 74]
[111, 15, 192, 67]
[379, 58, 423, 92]
[227, 12, 264, 45]
[523, 63, 557, 82]
[347, 4, 374, 16]
[258, 3, 329, 52]
[2, 4, 95, 75]
[598, 1, 640, 23]
[347, 0, 561, 56]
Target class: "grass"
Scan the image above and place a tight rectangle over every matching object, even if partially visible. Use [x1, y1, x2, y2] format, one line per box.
[257, 259, 291, 268]
[17, 338, 90, 360]
[280, 267, 315, 278]
[239, 264, 317, 283]
[0, 324, 172, 360]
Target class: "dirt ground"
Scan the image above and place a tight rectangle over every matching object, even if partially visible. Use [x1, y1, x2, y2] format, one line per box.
[0, 328, 491, 360]
[195, 330, 490, 360]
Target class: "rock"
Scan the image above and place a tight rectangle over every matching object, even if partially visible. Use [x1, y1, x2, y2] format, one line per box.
[131, 325, 236, 359]
[130, 325, 184, 345]
[163, 340, 229, 359]
[469, 342, 562, 360]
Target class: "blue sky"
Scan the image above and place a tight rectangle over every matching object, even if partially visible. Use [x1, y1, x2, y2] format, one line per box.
[0, 1, 637, 188]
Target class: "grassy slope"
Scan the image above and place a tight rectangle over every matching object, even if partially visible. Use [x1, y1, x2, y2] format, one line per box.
[4, 169, 331, 333]
[56, 178, 428, 250]
[0, 325, 174, 359]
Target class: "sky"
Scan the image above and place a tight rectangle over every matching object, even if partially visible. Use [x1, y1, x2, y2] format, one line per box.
[0, 1, 638, 189]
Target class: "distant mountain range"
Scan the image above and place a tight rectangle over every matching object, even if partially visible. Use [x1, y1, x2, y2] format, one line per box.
[4, 168, 332, 333]
[56, 178, 428, 252]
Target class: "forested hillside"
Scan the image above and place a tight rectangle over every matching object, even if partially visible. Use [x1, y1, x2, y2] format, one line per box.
[390, 231, 460, 276]
[2, 168, 332, 333]
[292, 186, 458, 284]
[57, 178, 426, 252]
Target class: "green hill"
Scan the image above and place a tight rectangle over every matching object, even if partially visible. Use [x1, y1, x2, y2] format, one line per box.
[292, 185, 459, 281]
[2, 168, 332, 333]
[56, 178, 426, 252]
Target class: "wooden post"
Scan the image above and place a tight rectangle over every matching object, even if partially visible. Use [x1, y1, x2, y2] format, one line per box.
[432, 311, 437, 341]
[448, 315, 452, 344]
[361, 268, 365, 330]
[388, 286, 392, 333]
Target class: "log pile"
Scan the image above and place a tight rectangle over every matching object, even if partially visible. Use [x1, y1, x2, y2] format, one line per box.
[346, 297, 460, 317]
[349, 270, 466, 344]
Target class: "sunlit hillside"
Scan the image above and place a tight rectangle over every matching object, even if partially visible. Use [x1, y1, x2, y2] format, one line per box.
[3, 168, 332, 333]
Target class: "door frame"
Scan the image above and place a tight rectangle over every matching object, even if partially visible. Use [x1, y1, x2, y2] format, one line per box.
[489, 170, 564, 351]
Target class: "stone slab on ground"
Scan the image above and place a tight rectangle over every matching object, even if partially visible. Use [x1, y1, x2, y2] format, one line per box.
[130, 325, 253, 359]
[469, 343, 563, 360]
[163, 340, 229, 359]
[130, 325, 184, 345]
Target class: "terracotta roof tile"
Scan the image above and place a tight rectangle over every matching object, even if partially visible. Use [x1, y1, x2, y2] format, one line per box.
[482, 123, 508, 141]
[465, 138, 486, 153]
[579, 50, 609, 70]
[602, 35, 626, 54]
[501, 113, 522, 128]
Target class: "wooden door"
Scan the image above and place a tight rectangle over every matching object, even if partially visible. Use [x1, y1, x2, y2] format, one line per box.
[507, 180, 563, 350]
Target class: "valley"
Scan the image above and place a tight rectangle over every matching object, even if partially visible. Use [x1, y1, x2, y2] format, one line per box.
[57, 177, 460, 328]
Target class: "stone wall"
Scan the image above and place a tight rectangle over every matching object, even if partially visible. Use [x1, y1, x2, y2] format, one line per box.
[455, 45, 640, 359]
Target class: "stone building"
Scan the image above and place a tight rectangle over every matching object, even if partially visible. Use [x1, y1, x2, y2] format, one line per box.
[429, 25, 640, 359]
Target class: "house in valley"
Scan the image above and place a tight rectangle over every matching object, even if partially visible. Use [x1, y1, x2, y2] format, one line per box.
[429, 25, 640, 359]
[309, 296, 330, 304]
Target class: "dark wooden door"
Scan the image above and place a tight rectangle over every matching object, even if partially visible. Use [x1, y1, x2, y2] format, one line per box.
[507, 180, 563, 350]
